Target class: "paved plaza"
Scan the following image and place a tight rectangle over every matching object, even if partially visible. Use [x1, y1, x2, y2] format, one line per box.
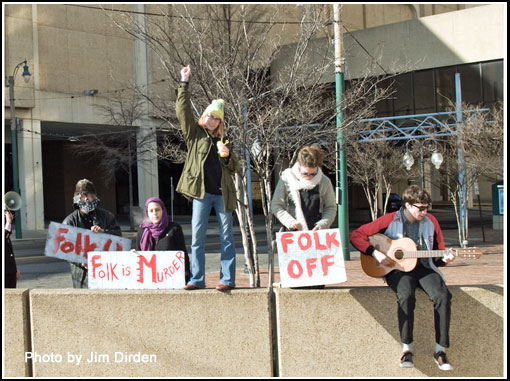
[11, 207, 505, 290]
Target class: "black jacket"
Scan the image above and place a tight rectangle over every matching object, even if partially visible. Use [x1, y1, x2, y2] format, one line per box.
[4, 229, 17, 274]
[4, 228, 17, 288]
[63, 207, 122, 288]
[136, 222, 190, 282]
[62, 207, 122, 237]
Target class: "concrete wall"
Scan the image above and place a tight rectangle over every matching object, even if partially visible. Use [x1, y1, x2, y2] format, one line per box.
[28, 289, 273, 377]
[275, 286, 504, 377]
[3, 289, 31, 377]
[343, 4, 505, 79]
[3, 285, 503, 377]
[271, 4, 505, 84]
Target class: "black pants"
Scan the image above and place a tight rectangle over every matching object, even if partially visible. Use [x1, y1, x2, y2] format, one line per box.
[5, 272, 17, 288]
[70, 263, 88, 288]
[385, 264, 452, 347]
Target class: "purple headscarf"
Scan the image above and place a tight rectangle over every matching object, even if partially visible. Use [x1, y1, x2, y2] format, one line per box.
[139, 197, 169, 251]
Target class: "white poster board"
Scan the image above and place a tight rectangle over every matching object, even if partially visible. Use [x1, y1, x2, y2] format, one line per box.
[88, 251, 186, 289]
[276, 229, 346, 288]
[44, 222, 131, 264]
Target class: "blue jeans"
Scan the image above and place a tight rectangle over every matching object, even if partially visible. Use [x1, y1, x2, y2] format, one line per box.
[189, 193, 236, 288]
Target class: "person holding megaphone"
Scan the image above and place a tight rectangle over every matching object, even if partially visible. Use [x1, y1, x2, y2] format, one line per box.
[4, 191, 22, 287]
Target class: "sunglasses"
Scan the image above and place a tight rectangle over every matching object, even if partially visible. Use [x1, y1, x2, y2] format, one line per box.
[300, 171, 318, 177]
[412, 204, 430, 212]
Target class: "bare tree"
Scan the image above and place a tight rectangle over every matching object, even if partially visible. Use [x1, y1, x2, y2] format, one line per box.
[67, 90, 154, 231]
[436, 101, 504, 246]
[102, 4, 397, 286]
[345, 137, 409, 221]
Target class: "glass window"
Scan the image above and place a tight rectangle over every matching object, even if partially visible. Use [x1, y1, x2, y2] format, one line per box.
[414, 69, 435, 114]
[434, 66, 456, 112]
[482, 60, 503, 107]
[374, 77, 394, 117]
[458, 63, 482, 106]
[394, 72, 414, 116]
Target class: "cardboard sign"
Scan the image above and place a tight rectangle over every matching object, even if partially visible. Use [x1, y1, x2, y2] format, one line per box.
[88, 251, 186, 289]
[44, 222, 131, 264]
[276, 229, 346, 288]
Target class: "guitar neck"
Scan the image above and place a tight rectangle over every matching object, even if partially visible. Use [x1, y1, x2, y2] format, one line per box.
[403, 250, 448, 259]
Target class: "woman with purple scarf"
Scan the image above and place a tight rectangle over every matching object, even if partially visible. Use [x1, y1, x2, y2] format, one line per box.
[136, 197, 190, 283]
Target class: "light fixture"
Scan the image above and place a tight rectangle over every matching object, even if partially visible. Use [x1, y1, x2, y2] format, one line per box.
[8, 58, 32, 239]
[403, 152, 414, 171]
[83, 89, 98, 96]
[21, 59, 31, 83]
[431, 150, 443, 169]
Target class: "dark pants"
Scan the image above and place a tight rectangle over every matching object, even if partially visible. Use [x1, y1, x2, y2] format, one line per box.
[70, 263, 88, 288]
[385, 264, 452, 347]
[5, 273, 17, 288]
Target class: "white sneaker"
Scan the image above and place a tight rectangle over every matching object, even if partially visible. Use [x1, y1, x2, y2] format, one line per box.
[434, 351, 453, 371]
[400, 351, 414, 368]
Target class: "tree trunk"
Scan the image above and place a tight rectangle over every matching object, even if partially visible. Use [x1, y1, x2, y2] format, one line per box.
[128, 138, 135, 231]
[234, 173, 256, 287]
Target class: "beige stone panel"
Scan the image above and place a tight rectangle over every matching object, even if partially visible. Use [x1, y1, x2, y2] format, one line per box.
[3, 289, 31, 377]
[342, 4, 365, 31]
[5, 12, 35, 109]
[275, 286, 503, 377]
[36, 4, 67, 28]
[435, 4, 461, 15]
[65, 4, 109, 35]
[5, 11, 34, 54]
[105, 37, 135, 89]
[5, 4, 32, 19]
[37, 26, 133, 96]
[67, 31, 109, 94]
[37, 26, 71, 93]
[440, 5, 503, 64]
[365, 4, 414, 29]
[98, 4, 137, 39]
[29, 289, 273, 377]
[36, 4, 131, 42]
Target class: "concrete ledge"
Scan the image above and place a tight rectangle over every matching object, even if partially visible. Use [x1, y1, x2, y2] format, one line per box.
[3, 288, 31, 377]
[29, 289, 273, 377]
[275, 285, 504, 377]
[4, 286, 504, 377]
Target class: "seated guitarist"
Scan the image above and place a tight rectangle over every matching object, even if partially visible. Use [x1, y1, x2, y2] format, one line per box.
[350, 185, 455, 371]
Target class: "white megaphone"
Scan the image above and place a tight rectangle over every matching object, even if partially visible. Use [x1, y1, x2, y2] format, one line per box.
[4, 191, 22, 211]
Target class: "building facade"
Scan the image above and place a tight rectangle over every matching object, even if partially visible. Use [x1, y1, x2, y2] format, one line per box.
[3, 4, 505, 230]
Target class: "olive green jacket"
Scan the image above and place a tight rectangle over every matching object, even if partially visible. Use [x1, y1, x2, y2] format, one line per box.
[176, 83, 239, 213]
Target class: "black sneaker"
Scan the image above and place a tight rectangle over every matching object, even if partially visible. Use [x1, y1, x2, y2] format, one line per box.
[400, 351, 414, 368]
[434, 351, 453, 371]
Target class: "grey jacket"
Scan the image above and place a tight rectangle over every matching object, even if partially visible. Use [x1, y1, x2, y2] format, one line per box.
[271, 167, 336, 230]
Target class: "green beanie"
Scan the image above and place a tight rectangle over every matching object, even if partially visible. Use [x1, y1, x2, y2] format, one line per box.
[204, 99, 225, 122]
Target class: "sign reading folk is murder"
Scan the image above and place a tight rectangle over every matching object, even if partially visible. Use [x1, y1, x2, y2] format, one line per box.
[88, 251, 186, 289]
[44, 222, 131, 265]
[276, 229, 346, 288]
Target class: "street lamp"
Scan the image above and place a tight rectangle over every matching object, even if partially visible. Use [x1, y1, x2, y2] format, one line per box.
[403, 138, 443, 188]
[430, 149, 444, 169]
[8, 59, 31, 238]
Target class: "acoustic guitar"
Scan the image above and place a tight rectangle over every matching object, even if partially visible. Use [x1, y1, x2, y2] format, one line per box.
[360, 233, 482, 278]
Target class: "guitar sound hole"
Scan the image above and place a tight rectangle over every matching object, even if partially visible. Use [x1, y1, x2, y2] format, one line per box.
[394, 250, 404, 260]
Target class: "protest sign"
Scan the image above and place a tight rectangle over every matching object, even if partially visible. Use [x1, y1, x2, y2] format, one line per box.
[44, 222, 131, 264]
[276, 228, 346, 288]
[88, 251, 186, 289]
